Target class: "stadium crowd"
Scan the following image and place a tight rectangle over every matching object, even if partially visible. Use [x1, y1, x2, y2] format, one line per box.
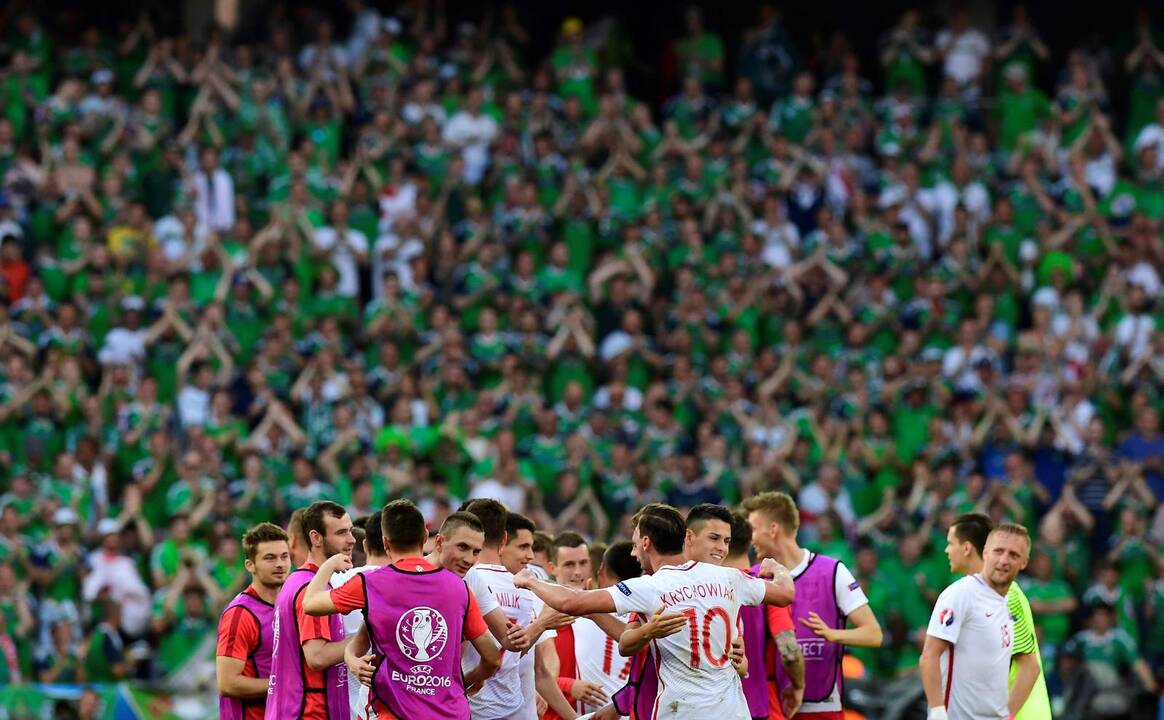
[0, 0, 1162, 716]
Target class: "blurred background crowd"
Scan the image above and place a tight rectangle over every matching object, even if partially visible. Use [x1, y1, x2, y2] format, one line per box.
[0, 0, 1163, 717]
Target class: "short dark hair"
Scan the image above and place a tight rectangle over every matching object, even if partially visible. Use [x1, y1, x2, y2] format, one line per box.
[506, 512, 536, 538]
[439, 511, 484, 538]
[727, 510, 752, 558]
[589, 542, 607, 582]
[952, 513, 995, 558]
[381, 500, 427, 552]
[552, 531, 587, 563]
[242, 522, 289, 562]
[363, 511, 386, 557]
[301, 501, 347, 546]
[686, 504, 733, 535]
[533, 531, 555, 558]
[633, 503, 686, 555]
[603, 541, 642, 582]
[462, 498, 508, 547]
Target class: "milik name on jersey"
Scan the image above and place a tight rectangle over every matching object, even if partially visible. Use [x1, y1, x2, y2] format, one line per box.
[494, 591, 522, 609]
[657, 582, 735, 608]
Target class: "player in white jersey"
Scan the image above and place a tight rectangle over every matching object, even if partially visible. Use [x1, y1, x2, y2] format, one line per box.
[571, 542, 641, 714]
[543, 533, 618, 717]
[921, 524, 1031, 720]
[329, 513, 387, 720]
[515, 503, 795, 720]
[617, 505, 749, 674]
[461, 501, 574, 720]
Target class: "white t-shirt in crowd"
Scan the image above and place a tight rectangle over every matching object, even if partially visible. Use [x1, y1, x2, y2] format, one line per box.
[926, 574, 1012, 720]
[788, 550, 870, 714]
[464, 563, 556, 720]
[176, 384, 210, 428]
[442, 111, 498, 184]
[83, 551, 151, 636]
[798, 483, 857, 528]
[1116, 313, 1156, 362]
[313, 226, 369, 298]
[935, 29, 990, 85]
[99, 326, 148, 365]
[606, 560, 766, 720]
[467, 479, 527, 514]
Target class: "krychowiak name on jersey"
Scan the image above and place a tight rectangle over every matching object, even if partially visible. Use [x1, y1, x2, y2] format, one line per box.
[604, 560, 768, 720]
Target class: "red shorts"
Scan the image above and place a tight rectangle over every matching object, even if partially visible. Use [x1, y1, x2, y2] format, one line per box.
[795, 712, 845, 720]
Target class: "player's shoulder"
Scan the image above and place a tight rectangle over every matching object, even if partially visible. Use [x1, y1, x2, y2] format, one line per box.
[681, 560, 742, 579]
[219, 599, 256, 620]
[468, 563, 516, 591]
[218, 601, 261, 633]
[1006, 581, 1035, 611]
[939, 574, 981, 599]
[611, 572, 658, 597]
[467, 562, 511, 578]
[1006, 580, 1030, 602]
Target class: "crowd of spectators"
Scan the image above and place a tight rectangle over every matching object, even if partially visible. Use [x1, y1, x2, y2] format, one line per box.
[0, 1, 1162, 715]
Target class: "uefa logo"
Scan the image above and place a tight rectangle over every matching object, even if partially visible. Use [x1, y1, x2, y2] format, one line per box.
[395, 607, 449, 662]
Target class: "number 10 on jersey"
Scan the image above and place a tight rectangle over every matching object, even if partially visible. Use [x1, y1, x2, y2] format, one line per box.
[680, 607, 732, 669]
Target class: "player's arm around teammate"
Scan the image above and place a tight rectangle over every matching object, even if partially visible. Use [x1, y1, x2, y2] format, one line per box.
[617, 608, 689, 656]
[521, 569, 800, 618]
[514, 559, 794, 617]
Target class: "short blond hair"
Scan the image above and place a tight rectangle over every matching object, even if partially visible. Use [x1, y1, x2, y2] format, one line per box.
[987, 523, 1032, 561]
[990, 522, 1031, 545]
[740, 492, 800, 533]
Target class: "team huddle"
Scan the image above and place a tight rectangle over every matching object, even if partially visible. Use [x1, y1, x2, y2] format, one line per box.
[214, 492, 1050, 720]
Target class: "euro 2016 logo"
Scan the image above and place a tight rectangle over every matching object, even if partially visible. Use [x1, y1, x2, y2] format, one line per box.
[396, 607, 449, 663]
[939, 608, 954, 627]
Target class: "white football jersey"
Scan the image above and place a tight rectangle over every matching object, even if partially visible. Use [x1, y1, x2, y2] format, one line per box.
[573, 614, 633, 714]
[605, 561, 766, 720]
[330, 564, 381, 720]
[926, 574, 1012, 720]
[464, 562, 556, 720]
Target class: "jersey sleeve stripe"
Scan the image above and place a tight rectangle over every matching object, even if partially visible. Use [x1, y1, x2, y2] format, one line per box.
[943, 646, 955, 709]
[1007, 592, 1037, 655]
